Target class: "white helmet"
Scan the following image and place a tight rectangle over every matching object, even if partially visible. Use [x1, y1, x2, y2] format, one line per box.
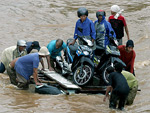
[17, 40, 27, 46]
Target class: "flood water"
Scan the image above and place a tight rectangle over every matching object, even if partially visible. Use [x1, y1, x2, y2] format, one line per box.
[0, 0, 150, 112]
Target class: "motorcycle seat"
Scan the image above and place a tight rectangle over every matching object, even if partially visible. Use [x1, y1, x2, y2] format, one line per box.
[69, 44, 78, 57]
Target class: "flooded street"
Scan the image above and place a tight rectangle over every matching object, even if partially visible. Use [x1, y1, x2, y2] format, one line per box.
[0, 0, 150, 112]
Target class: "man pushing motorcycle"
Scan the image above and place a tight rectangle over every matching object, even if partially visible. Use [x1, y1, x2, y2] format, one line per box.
[47, 39, 67, 73]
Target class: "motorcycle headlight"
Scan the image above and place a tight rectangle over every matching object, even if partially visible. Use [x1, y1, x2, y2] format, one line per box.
[83, 51, 89, 55]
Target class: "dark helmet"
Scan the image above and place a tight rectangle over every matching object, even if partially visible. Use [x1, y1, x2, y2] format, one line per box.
[96, 10, 106, 18]
[77, 7, 88, 17]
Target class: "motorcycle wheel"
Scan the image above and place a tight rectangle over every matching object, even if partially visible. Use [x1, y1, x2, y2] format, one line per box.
[73, 64, 94, 86]
[102, 64, 111, 85]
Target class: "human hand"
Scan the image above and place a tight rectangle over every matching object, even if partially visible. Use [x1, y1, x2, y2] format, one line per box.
[103, 96, 107, 102]
[36, 82, 42, 86]
[49, 67, 54, 71]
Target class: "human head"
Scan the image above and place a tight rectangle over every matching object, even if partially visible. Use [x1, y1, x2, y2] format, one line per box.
[114, 63, 123, 73]
[38, 46, 50, 56]
[77, 7, 88, 22]
[106, 66, 115, 74]
[126, 40, 134, 52]
[31, 41, 40, 51]
[17, 40, 27, 52]
[111, 5, 120, 15]
[56, 39, 63, 49]
[96, 10, 106, 21]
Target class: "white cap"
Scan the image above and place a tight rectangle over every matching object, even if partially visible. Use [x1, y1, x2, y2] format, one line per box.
[38, 46, 50, 56]
[111, 5, 120, 13]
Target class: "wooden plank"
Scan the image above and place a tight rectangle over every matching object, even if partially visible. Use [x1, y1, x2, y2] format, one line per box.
[41, 69, 81, 90]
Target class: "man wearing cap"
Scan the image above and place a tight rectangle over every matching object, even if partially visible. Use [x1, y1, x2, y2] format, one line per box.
[0, 40, 27, 73]
[118, 40, 136, 75]
[108, 5, 129, 45]
[10, 46, 50, 89]
[26, 41, 41, 54]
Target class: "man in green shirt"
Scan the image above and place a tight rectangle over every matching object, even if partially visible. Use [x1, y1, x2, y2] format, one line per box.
[121, 70, 138, 105]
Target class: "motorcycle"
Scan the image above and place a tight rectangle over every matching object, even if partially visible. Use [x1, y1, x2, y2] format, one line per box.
[94, 31, 126, 85]
[56, 36, 94, 86]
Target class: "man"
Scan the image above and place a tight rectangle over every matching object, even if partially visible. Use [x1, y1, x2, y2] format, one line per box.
[118, 40, 136, 75]
[12, 46, 49, 89]
[108, 5, 129, 45]
[26, 41, 41, 54]
[0, 40, 27, 73]
[69, 7, 96, 50]
[94, 10, 116, 48]
[104, 63, 129, 110]
[121, 70, 138, 105]
[47, 39, 67, 73]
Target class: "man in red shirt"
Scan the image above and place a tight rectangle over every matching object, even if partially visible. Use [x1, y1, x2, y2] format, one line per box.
[118, 40, 136, 75]
[108, 5, 129, 45]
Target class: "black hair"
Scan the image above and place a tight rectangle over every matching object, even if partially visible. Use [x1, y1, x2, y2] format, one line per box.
[114, 63, 123, 73]
[106, 66, 115, 74]
[56, 39, 63, 46]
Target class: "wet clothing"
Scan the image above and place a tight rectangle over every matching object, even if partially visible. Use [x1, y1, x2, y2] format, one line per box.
[15, 53, 39, 80]
[47, 40, 67, 59]
[0, 46, 27, 73]
[108, 72, 129, 109]
[74, 17, 96, 50]
[94, 17, 116, 48]
[108, 15, 127, 39]
[122, 70, 138, 105]
[74, 17, 96, 40]
[7, 64, 17, 85]
[118, 45, 136, 74]
[16, 72, 29, 89]
[0, 62, 5, 73]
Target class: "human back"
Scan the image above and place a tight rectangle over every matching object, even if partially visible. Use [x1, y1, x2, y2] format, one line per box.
[109, 71, 129, 94]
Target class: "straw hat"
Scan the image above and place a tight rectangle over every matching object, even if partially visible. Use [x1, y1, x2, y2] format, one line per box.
[38, 46, 50, 56]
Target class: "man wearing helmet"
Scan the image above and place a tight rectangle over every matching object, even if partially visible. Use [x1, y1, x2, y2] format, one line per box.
[94, 10, 116, 49]
[0, 40, 27, 73]
[69, 7, 96, 49]
[108, 5, 130, 45]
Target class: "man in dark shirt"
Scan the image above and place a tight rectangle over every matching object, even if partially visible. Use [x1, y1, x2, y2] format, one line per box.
[26, 41, 40, 54]
[103, 63, 129, 110]
[108, 5, 129, 45]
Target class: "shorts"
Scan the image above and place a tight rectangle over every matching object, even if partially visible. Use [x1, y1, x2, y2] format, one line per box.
[7, 64, 17, 85]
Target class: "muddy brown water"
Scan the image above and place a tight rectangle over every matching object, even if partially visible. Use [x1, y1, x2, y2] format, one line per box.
[0, 0, 150, 112]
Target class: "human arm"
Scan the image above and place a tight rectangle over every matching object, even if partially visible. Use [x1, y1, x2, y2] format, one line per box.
[128, 51, 136, 74]
[68, 39, 77, 46]
[40, 58, 45, 70]
[33, 68, 42, 85]
[46, 55, 54, 71]
[125, 25, 130, 40]
[103, 86, 112, 102]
